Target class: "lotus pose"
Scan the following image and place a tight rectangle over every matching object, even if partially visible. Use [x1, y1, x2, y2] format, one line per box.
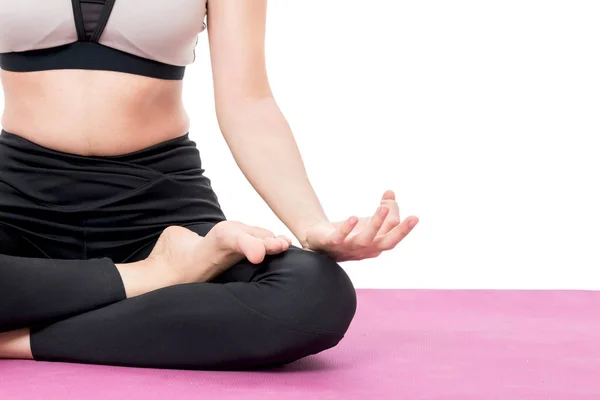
[0, 0, 418, 369]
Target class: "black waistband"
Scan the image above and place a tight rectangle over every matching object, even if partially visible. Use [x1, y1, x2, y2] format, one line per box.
[0, 130, 201, 174]
[0, 42, 185, 80]
[0, 130, 226, 230]
[0, 130, 210, 208]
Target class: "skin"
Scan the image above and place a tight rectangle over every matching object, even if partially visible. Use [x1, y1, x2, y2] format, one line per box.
[0, 0, 418, 359]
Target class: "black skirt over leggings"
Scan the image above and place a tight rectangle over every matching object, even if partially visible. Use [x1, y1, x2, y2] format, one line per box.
[0, 130, 357, 370]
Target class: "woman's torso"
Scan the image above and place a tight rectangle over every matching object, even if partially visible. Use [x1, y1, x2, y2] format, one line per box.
[1, 70, 189, 156]
[0, 0, 208, 156]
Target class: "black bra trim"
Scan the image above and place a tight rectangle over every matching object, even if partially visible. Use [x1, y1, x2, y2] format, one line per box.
[71, 0, 87, 41]
[0, 42, 185, 80]
[91, 0, 117, 43]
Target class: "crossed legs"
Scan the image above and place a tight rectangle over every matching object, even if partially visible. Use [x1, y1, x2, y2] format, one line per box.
[0, 222, 357, 370]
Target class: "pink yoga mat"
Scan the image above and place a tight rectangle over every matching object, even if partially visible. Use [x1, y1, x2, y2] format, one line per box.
[1, 289, 599, 399]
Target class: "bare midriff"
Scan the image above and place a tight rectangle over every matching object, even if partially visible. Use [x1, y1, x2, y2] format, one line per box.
[0, 69, 190, 156]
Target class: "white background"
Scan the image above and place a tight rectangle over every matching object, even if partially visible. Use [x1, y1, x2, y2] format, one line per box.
[2, 1, 599, 289]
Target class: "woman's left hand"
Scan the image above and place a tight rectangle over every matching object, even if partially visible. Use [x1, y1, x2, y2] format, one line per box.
[301, 190, 418, 262]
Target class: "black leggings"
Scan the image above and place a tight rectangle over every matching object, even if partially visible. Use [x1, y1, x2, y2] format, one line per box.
[0, 130, 357, 370]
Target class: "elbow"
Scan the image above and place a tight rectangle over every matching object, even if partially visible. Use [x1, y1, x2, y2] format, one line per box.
[214, 77, 274, 121]
[215, 92, 273, 118]
[215, 93, 278, 136]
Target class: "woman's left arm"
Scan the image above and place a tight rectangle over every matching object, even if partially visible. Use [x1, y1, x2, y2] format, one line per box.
[207, 0, 328, 242]
[207, 0, 418, 260]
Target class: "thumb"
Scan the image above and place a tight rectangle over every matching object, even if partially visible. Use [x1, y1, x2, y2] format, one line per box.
[381, 189, 395, 202]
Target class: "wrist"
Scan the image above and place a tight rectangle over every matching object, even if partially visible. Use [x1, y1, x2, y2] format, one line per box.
[295, 218, 332, 249]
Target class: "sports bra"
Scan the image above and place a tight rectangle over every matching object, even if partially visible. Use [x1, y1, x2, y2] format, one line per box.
[0, 0, 208, 80]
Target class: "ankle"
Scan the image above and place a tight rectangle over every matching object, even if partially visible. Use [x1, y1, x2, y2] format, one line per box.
[115, 257, 179, 298]
[0, 328, 32, 359]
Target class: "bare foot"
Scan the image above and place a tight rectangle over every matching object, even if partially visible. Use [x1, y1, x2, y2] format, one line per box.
[0, 328, 32, 360]
[135, 221, 292, 293]
[117, 222, 291, 298]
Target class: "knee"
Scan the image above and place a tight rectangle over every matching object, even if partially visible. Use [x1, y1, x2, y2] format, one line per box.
[206, 247, 358, 368]
[248, 246, 357, 338]
[287, 247, 357, 336]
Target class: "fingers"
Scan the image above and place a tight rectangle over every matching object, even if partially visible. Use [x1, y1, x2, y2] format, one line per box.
[379, 190, 401, 234]
[328, 216, 359, 245]
[375, 216, 419, 251]
[381, 189, 395, 201]
[379, 215, 401, 235]
[354, 205, 389, 245]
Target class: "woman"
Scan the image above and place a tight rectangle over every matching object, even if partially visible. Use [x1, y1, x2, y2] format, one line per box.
[0, 0, 418, 370]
